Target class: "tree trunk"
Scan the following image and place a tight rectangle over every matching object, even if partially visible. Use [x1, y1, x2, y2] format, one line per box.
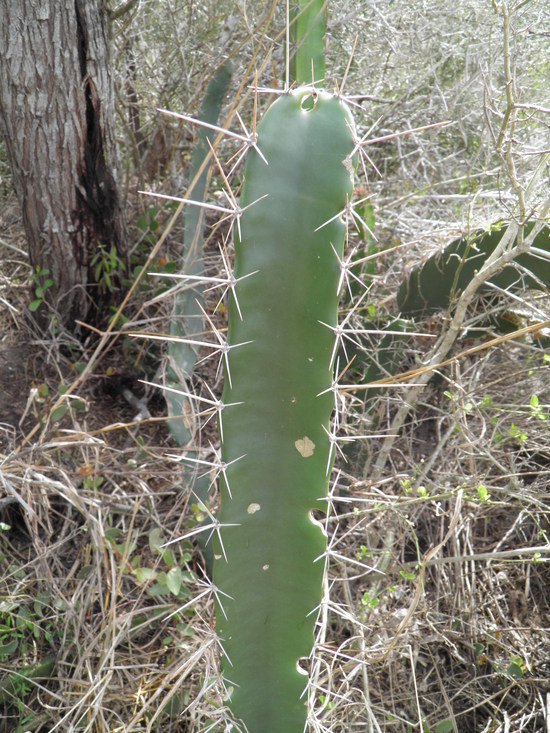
[0, 0, 127, 329]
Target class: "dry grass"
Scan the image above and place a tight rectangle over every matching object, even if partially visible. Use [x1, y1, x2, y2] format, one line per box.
[1, 192, 549, 733]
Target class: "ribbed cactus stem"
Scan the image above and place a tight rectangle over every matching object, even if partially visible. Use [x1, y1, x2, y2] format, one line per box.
[292, 0, 326, 85]
[166, 61, 232, 446]
[213, 88, 355, 733]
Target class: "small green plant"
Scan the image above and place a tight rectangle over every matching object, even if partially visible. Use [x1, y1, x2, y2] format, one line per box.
[48, 383, 88, 423]
[505, 655, 527, 680]
[356, 544, 371, 560]
[529, 394, 548, 420]
[318, 694, 335, 711]
[508, 422, 528, 444]
[136, 205, 160, 245]
[476, 484, 491, 502]
[399, 461, 425, 495]
[104, 526, 196, 605]
[0, 656, 56, 712]
[0, 579, 58, 714]
[90, 242, 126, 294]
[361, 591, 380, 609]
[126, 205, 178, 296]
[0, 604, 25, 659]
[28, 265, 53, 312]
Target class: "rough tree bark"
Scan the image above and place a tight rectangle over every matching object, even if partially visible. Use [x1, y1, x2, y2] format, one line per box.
[0, 0, 127, 329]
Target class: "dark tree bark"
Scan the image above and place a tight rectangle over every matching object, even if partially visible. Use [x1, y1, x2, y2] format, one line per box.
[0, 0, 127, 329]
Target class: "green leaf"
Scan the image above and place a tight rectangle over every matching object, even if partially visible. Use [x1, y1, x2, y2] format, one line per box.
[361, 592, 379, 609]
[134, 567, 157, 583]
[70, 398, 87, 412]
[166, 567, 182, 596]
[148, 527, 164, 554]
[162, 548, 176, 567]
[115, 540, 137, 559]
[28, 299, 42, 312]
[77, 564, 93, 580]
[477, 484, 490, 502]
[33, 592, 50, 618]
[506, 659, 524, 679]
[104, 527, 121, 543]
[434, 721, 454, 733]
[72, 361, 87, 374]
[146, 582, 168, 597]
[0, 638, 19, 657]
[51, 404, 68, 422]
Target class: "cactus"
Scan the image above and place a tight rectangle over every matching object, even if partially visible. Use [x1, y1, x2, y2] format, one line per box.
[165, 60, 232, 445]
[163, 62, 231, 572]
[290, 0, 326, 85]
[397, 221, 550, 317]
[212, 87, 356, 732]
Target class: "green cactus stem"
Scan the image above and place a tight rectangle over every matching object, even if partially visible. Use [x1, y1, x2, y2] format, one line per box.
[165, 61, 231, 572]
[397, 221, 550, 317]
[290, 0, 326, 85]
[166, 60, 232, 446]
[213, 88, 355, 732]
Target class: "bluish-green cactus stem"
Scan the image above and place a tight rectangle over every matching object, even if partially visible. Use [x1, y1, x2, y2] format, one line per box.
[213, 88, 356, 733]
[166, 62, 231, 572]
[397, 221, 550, 317]
[166, 60, 232, 445]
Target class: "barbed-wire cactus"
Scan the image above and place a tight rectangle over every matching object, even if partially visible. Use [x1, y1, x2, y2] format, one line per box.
[212, 87, 356, 732]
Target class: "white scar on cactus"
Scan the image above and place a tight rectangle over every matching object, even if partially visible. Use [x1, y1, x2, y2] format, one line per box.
[295, 436, 315, 457]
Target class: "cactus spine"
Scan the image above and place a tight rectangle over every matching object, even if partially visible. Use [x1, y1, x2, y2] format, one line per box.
[213, 88, 356, 732]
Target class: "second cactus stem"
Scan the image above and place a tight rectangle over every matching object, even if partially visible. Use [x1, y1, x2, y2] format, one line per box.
[213, 88, 356, 732]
